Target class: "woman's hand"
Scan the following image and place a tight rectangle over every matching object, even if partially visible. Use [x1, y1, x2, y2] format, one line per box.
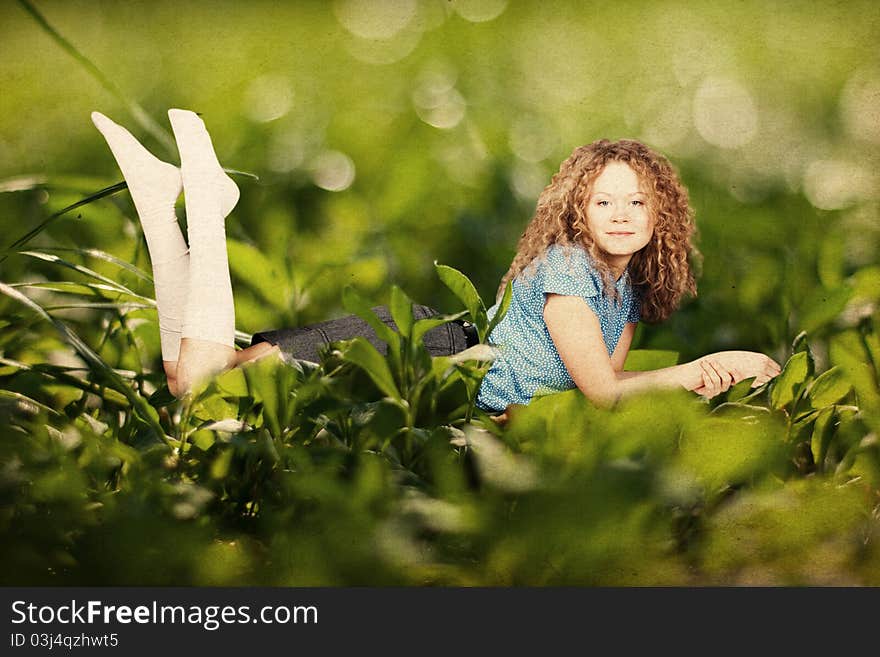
[702, 351, 781, 387]
[692, 357, 736, 398]
[686, 351, 781, 399]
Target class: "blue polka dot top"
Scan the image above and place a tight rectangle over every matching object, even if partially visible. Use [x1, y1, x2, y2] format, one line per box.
[475, 243, 641, 412]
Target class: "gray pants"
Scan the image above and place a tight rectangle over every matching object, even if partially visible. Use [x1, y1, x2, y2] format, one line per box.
[250, 305, 478, 363]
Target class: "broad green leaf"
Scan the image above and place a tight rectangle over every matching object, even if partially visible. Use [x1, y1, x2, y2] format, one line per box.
[214, 366, 249, 397]
[799, 285, 853, 334]
[810, 406, 836, 472]
[339, 337, 400, 400]
[242, 355, 296, 438]
[677, 415, 785, 493]
[830, 331, 880, 418]
[808, 367, 852, 409]
[341, 285, 400, 351]
[389, 285, 413, 340]
[817, 237, 845, 289]
[850, 265, 880, 302]
[227, 238, 290, 310]
[435, 262, 487, 338]
[412, 310, 468, 344]
[623, 349, 679, 371]
[726, 377, 757, 402]
[486, 279, 513, 342]
[770, 351, 810, 410]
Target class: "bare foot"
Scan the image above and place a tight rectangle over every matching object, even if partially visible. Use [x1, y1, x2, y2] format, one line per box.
[175, 337, 237, 397]
[234, 342, 282, 367]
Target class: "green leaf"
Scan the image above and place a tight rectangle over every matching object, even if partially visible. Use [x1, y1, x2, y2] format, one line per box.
[486, 279, 513, 341]
[341, 286, 400, 352]
[37, 246, 153, 282]
[243, 356, 285, 437]
[435, 262, 487, 339]
[770, 351, 810, 410]
[677, 415, 785, 493]
[389, 285, 413, 340]
[0, 389, 63, 417]
[14, 281, 155, 304]
[412, 310, 468, 345]
[810, 406, 836, 473]
[1, 181, 127, 263]
[339, 337, 401, 401]
[227, 238, 290, 310]
[830, 331, 880, 418]
[0, 280, 167, 442]
[808, 367, 852, 409]
[19, 250, 140, 296]
[799, 285, 853, 334]
[623, 349, 680, 371]
[214, 366, 249, 398]
[726, 377, 757, 402]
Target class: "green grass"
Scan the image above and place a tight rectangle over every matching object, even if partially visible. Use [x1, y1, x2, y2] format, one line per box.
[1, 0, 879, 586]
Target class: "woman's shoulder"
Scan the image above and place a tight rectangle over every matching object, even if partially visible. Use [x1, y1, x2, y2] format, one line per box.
[523, 241, 602, 298]
[541, 241, 596, 274]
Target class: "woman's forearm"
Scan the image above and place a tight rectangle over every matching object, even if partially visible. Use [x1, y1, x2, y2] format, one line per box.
[616, 362, 701, 392]
[577, 362, 701, 406]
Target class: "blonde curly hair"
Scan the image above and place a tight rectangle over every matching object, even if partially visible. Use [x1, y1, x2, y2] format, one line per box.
[496, 139, 699, 322]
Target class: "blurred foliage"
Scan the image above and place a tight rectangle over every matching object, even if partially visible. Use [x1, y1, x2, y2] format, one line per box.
[1, 0, 879, 585]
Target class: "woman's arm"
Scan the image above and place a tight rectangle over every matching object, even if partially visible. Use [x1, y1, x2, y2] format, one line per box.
[544, 294, 773, 405]
[544, 294, 704, 405]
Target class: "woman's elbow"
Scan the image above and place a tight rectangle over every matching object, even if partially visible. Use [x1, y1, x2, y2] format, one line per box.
[574, 377, 621, 408]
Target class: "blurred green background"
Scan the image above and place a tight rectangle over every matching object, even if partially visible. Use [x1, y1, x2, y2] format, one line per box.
[2, 0, 880, 588]
[2, 0, 877, 363]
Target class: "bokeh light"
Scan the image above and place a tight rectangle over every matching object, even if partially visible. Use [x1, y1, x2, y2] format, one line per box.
[243, 75, 294, 123]
[333, 0, 417, 39]
[840, 67, 880, 145]
[452, 0, 509, 23]
[693, 76, 758, 149]
[311, 151, 356, 191]
[802, 159, 876, 211]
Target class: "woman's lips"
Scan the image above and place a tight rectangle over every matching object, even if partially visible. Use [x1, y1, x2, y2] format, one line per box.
[607, 231, 635, 236]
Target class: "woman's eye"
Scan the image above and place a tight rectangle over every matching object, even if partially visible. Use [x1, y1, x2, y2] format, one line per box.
[631, 200, 644, 206]
[597, 200, 609, 206]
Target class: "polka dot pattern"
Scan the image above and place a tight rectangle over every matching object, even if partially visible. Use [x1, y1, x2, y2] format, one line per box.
[476, 243, 640, 412]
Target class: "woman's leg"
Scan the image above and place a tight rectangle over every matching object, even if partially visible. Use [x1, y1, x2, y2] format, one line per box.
[167, 109, 243, 395]
[93, 110, 251, 396]
[91, 112, 189, 393]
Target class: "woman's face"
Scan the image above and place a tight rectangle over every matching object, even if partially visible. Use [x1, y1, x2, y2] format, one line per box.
[586, 161, 654, 275]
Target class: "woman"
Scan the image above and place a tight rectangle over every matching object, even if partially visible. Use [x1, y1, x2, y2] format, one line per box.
[91, 110, 780, 409]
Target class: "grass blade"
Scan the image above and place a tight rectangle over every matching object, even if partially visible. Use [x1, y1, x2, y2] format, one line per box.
[16, 0, 175, 156]
[0, 280, 168, 442]
[0, 389, 63, 418]
[14, 281, 155, 305]
[19, 250, 140, 296]
[0, 357, 131, 406]
[1, 181, 127, 261]
[39, 246, 153, 282]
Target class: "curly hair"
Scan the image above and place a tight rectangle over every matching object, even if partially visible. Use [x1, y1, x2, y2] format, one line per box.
[496, 139, 699, 323]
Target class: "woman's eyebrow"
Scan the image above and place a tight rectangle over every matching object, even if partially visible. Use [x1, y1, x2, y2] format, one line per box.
[591, 189, 646, 196]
